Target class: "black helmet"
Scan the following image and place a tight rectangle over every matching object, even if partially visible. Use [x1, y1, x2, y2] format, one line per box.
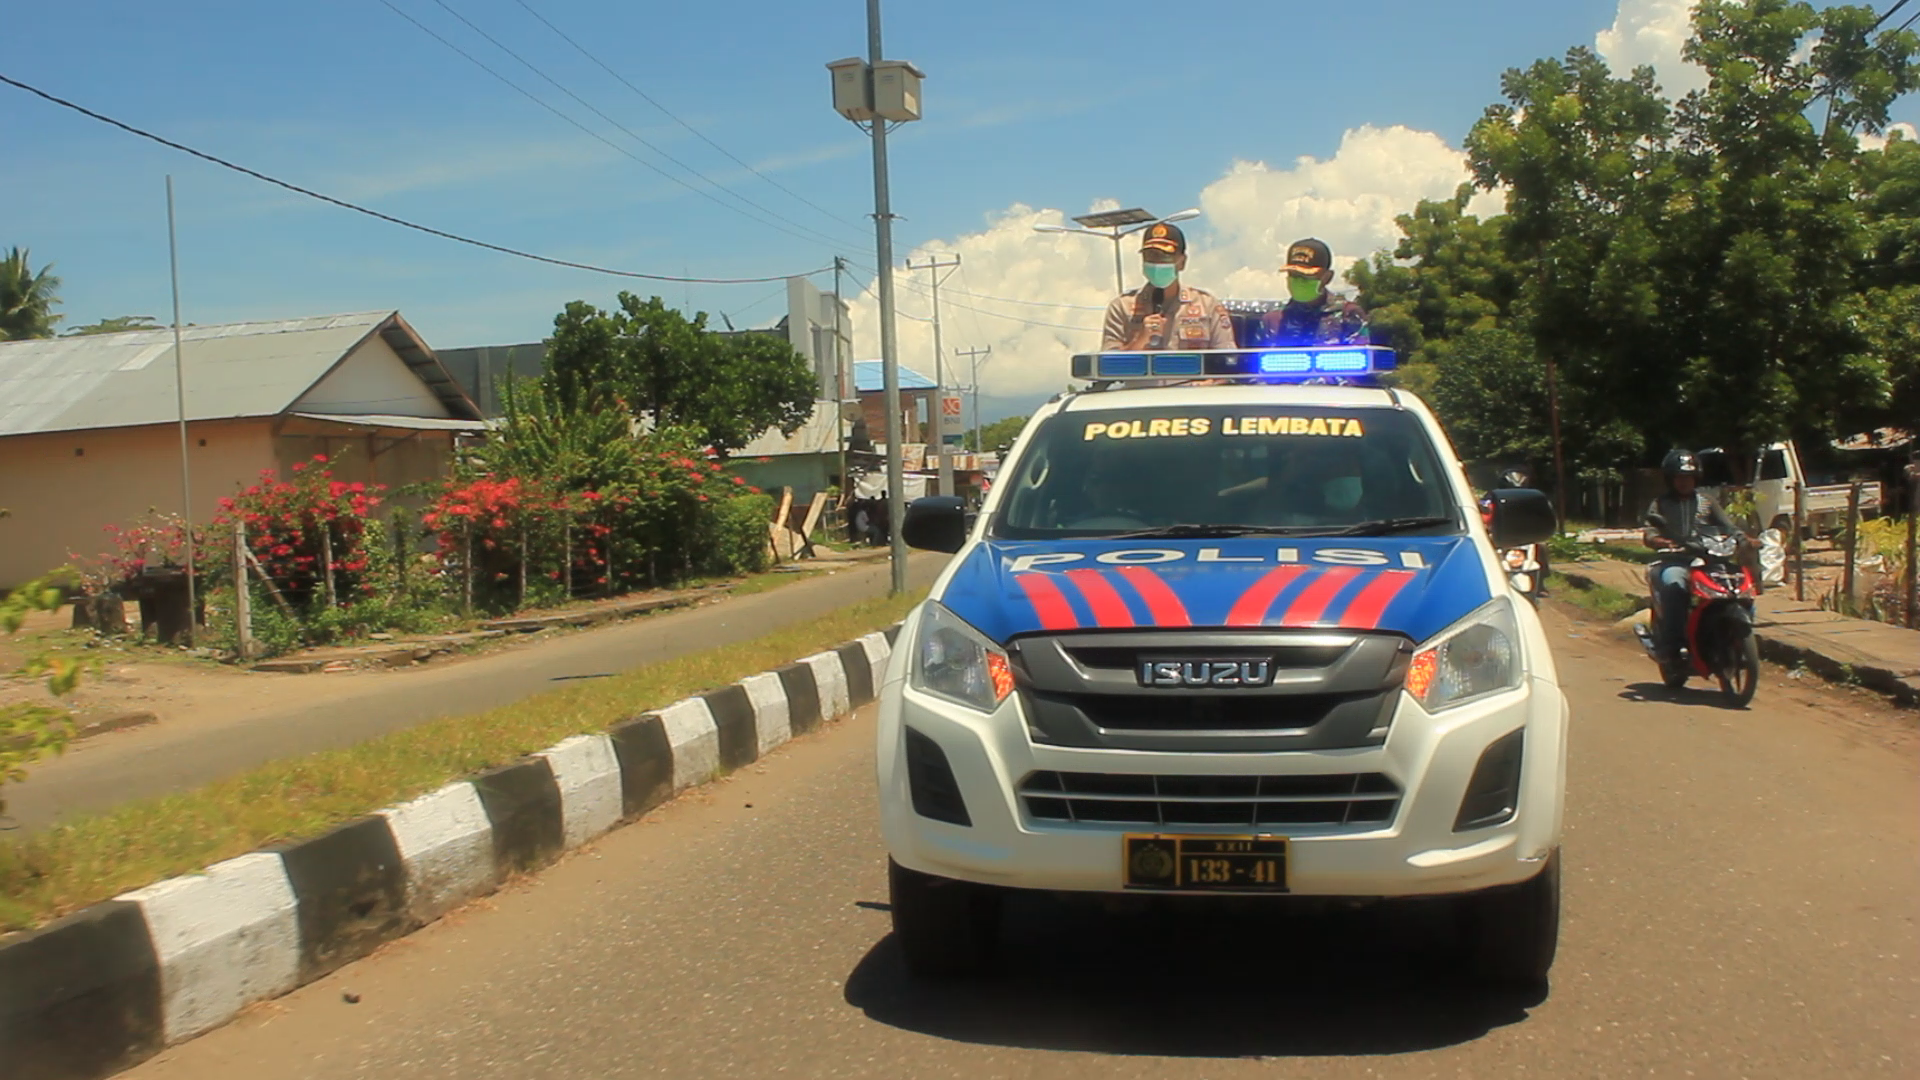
[1661, 449, 1700, 481]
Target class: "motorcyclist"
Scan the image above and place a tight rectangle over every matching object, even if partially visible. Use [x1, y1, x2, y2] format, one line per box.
[1643, 449, 1742, 663]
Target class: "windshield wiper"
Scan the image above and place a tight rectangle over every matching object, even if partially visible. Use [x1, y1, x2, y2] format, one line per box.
[1315, 516, 1457, 537]
[1107, 523, 1329, 539]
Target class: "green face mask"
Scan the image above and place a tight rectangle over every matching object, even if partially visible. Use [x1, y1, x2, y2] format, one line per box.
[1143, 263, 1178, 288]
[1288, 275, 1323, 303]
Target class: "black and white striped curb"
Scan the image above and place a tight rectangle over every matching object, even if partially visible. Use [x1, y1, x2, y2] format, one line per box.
[0, 627, 900, 1080]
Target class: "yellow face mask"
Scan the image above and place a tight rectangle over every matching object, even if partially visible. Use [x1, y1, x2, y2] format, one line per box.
[1288, 274, 1322, 303]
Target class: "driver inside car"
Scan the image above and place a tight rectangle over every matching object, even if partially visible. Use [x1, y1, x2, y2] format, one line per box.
[1217, 442, 1370, 527]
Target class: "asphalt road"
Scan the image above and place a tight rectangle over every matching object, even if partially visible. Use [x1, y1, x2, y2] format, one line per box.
[121, 602, 1918, 1080]
[6, 553, 944, 833]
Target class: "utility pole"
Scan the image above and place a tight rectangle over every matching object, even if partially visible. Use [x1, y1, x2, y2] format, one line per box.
[826, 6, 924, 594]
[166, 176, 196, 646]
[956, 346, 991, 454]
[832, 256, 849, 531]
[906, 254, 961, 497]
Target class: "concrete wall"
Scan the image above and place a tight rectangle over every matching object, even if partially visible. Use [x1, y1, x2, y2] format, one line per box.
[0, 419, 459, 589]
[0, 419, 277, 588]
[298, 336, 451, 419]
[859, 388, 934, 447]
[731, 455, 838, 508]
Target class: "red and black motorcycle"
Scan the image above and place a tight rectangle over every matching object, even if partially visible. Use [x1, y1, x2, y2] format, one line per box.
[1632, 520, 1760, 707]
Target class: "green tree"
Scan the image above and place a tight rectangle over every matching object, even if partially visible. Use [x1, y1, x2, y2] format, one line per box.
[1348, 185, 1524, 369]
[545, 293, 816, 457]
[1, 247, 63, 340]
[964, 414, 1029, 452]
[1, 574, 86, 817]
[62, 315, 160, 336]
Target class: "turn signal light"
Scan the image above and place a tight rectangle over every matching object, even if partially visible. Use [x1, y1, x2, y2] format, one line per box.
[1404, 649, 1439, 700]
[987, 652, 1015, 701]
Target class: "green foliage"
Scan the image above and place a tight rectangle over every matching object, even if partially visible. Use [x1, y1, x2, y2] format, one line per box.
[708, 495, 774, 576]
[61, 315, 160, 336]
[963, 414, 1030, 452]
[1, 574, 86, 817]
[545, 292, 816, 456]
[1365, 3, 1920, 483]
[0, 247, 62, 341]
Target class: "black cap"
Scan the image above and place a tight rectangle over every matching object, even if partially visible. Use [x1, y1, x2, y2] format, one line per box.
[1141, 222, 1186, 255]
[1283, 237, 1333, 276]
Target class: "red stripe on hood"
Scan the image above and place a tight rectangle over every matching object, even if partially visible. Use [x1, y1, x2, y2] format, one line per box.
[1339, 569, 1417, 629]
[1225, 566, 1309, 626]
[1116, 567, 1191, 627]
[1015, 573, 1079, 630]
[1280, 566, 1364, 625]
[1065, 569, 1135, 628]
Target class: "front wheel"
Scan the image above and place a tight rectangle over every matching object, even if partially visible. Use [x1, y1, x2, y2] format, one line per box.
[1717, 632, 1760, 708]
[888, 859, 1002, 978]
[1457, 850, 1560, 994]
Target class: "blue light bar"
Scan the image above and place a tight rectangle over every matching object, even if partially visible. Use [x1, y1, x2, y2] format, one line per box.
[1314, 349, 1369, 373]
[1258, 351, 1313, 374]
[1151, 353, 1204, 376]
[1072, 346, 1397, 383]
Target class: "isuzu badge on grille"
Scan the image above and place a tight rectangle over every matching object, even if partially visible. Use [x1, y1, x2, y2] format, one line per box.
[1137, 659, 1275, 688]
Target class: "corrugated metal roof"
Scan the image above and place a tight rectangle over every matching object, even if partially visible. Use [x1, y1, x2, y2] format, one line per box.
[0, 311, 478, 438]
[288, 412, 495, 433]
[853, 360, 935, 393]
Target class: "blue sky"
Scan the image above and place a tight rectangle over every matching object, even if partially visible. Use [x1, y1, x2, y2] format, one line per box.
[9, 1, 1918, 420]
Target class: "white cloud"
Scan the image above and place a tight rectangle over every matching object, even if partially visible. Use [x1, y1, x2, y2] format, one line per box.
[1860, 122, 1919, 152]
[848, 124, 1500, 403]
[1596, 0, 1709, 98]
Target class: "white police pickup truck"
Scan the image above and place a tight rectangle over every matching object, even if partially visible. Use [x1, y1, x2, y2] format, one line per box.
[876, 344, 1569, 991]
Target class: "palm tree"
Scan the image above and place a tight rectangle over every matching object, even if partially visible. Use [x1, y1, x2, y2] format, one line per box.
[1, 247, 64, 340]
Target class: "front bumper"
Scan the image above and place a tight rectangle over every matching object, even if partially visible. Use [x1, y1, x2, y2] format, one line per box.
[877, 635, 1567, 899]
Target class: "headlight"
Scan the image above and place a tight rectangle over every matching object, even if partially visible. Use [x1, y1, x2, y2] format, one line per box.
[1403, 598, 1524, 712]
[910, 602, 1015, 714]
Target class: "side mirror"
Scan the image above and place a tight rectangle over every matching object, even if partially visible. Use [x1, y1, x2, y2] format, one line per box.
[1488, 488, 1557, 550]
[902, 495, 968, 553]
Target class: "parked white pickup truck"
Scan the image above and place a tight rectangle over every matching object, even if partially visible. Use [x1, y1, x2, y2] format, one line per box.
[1705, 441, 1882, 538]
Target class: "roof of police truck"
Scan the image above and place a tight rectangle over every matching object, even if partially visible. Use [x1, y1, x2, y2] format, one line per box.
[1056, 382, 1406, 413]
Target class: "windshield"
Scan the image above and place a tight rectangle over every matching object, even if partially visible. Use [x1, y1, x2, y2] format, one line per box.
[993, 404, 1460, 539]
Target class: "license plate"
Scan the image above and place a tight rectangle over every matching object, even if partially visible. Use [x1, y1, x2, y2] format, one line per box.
[1123, 834, 1289, 892]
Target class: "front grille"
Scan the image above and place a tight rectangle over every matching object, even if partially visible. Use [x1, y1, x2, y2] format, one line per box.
[1020, 771, 1400, 828]
[1056, 692, 1343, 732]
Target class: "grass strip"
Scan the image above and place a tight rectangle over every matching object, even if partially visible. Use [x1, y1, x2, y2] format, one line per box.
[0, 589, 925, 933]
[1548, 572, 1645, 623]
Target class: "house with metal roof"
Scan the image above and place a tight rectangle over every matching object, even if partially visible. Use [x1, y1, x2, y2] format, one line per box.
[0, 311, 484, 587]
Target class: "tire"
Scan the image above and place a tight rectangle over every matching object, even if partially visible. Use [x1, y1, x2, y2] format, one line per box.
[1661, 663, 1689, 690]
[888, 858, 1002, 978]
[1717, 632, 1761, 708]
[1458, 849, 1560, 993]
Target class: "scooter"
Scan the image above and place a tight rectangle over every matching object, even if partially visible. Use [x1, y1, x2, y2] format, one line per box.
[1481, 483, 1546, 605]
[1632, 519, 1760, 707]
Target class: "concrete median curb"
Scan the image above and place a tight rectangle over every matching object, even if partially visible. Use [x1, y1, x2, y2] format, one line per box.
[0, 623, 904, 1080]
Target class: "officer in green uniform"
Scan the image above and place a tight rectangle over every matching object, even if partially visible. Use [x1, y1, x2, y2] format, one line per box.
[1249, 237, 1369, 347]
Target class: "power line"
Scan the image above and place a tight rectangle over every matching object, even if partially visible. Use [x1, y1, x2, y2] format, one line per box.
[511, 0, 869, 235]
[0, 73, 828, 285]
[844, 259, 1101, 333]
[1875, 0, 1913, 28]
[420, 0, 863, 251]
[377, 0, 849, 251]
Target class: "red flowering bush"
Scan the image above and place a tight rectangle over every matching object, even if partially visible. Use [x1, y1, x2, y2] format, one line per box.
[212, 454, 386, 607]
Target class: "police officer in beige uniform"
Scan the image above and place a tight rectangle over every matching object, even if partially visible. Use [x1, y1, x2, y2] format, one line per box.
[1100, 222, 1237, 352]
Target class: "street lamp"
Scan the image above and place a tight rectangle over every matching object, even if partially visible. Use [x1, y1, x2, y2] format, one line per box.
[1033, 207, 1200, 295]
[826, 3, 925, 596]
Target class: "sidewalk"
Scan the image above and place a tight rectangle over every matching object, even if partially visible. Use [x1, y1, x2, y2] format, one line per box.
[4, 552, 944, 833]
[1557, 557, 1919, 708]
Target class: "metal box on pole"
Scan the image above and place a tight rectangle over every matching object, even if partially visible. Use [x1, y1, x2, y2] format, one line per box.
[827, 58, 873, 121]
[871, 60, 924, 121]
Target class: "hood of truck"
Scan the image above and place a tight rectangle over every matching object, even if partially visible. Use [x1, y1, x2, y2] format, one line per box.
[937, 536, 1494, 646]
